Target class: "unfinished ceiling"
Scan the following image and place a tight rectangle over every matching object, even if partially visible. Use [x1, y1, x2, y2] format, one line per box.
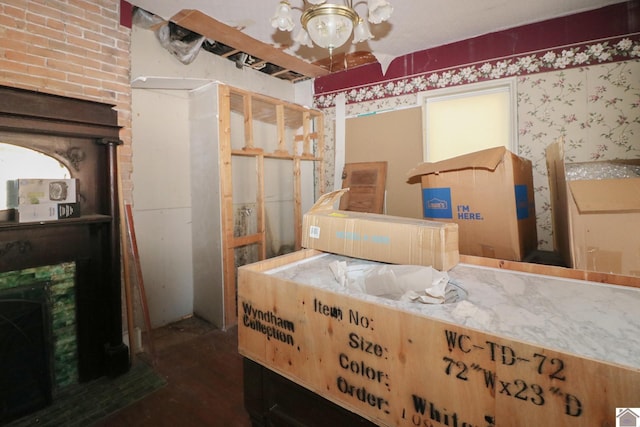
[127, 0, 626, 83]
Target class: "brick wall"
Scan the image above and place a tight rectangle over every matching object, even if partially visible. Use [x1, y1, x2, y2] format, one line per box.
[0, 0, 133, 203]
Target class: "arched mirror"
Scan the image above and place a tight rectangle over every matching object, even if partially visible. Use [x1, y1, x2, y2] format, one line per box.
[0, 142, 72, 213]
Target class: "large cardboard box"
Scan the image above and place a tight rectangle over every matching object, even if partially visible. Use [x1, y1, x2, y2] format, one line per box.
[407, 147, 537, 261]
[238, 249, 640, 427]
[301, 189, 459, 271]
[546, 139, 640, 276]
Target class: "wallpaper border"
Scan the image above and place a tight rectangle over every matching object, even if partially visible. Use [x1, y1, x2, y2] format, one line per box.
[313, 34, 640, 108]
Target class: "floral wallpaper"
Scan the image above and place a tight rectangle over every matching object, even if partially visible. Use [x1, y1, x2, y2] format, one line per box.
[316, 35, 640, 252]
[518, 59, 640, 250]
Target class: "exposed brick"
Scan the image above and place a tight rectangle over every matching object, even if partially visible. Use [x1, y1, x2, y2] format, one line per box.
[3, 4, 26, 20]
[28, 44, 69, 61]
[45, 57, 84, 74]
[1, 0, 29, 9]
[64, 52, 102, 71]
[86, 9, 118, 29]
[65, 34, 102, 52]
[69, 0, 100, 15]
[48, 39, 91, 58]
[2, 37, 29, 54]
[65, 13, 101, 33]
[25, 2, 66, 22]
[84, 66, 117, 82]
[85, 28, 116, 47]
[0, 14, 20, 29]
[103, 26, 128, 43]
[25, 11, 46, 26]
[102, 80, 128, 94]
[45, 16, 68, 33]
[27, 22, 67, 42]
[85, 48, 120, 66]
[0, 69, 47, 89]
[67, 73, 103, 88]
[1, 0, 132, 202]
[5, 49, 46, 66]
[0, 58, 29, 74]
[43, 78, 85, 95]
[27, 64, 67, 81]
[4, 26, 50, 48]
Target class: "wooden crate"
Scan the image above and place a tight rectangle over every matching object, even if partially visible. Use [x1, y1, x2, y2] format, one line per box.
[238, 249, 640, 426]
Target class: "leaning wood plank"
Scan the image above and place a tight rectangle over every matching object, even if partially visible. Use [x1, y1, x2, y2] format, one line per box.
[117, 169, 135, 363]
[125, 204, 156, 364]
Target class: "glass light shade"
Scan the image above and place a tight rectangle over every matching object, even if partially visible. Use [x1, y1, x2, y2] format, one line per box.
[352, 18, 373, 43]
[294, 27, 314, 47]
[307, 0, 326, 4]
[367, 0, 393, 24]
[271, 1, 294, 31]
[301, 4, 358, 50]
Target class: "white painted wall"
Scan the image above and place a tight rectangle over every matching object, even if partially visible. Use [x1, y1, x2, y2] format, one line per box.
[131, 25, 313, 328]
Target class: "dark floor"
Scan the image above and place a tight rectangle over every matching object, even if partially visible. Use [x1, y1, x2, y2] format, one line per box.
[93, 317, 252, 427]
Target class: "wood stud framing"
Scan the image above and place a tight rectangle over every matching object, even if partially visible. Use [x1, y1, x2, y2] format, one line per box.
[218, 84, 325, 326]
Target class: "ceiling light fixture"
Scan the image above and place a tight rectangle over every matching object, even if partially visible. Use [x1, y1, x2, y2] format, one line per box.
[271, 0, 393, 55]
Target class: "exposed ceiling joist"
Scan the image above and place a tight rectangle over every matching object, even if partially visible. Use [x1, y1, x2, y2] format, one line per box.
[170, 9, 330, 81]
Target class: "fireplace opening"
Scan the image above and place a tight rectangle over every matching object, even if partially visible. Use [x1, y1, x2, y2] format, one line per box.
[0, 282, 53, 424]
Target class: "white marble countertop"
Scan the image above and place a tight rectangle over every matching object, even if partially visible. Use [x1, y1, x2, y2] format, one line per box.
[266, 253, 640, 370]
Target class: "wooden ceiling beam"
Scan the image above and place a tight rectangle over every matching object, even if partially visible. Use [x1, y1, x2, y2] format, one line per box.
[170, 9, 330, 79]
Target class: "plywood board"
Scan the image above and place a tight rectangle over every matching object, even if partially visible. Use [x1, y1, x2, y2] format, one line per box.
[238, 250, 640, 426]
[346, 108, 423, 219]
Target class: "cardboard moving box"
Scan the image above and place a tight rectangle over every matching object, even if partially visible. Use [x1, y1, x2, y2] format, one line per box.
[546, 138, 640, 276]
[301, 189, 459, 271]
[407, 147, 537, 261]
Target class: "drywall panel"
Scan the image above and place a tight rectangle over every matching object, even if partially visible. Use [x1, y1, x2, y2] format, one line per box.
[345, 107, 423, 219]
[190, 84, 225, 328]
[131, 89, 191, 209]
[132, 208, 194, 328]
[132, 88, 194, 328]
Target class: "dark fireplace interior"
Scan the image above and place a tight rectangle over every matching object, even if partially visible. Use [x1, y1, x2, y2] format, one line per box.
[0, 85, 130, 423]
[0, 282, 52, 422]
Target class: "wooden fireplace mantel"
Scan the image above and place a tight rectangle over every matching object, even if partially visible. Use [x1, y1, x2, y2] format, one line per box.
[0, 85, 129, 380]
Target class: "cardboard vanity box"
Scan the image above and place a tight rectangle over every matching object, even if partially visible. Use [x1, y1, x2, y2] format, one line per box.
[407, 147, 537, 261]
[301, 189, 459, 271]
[546, 139, 640, 276]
